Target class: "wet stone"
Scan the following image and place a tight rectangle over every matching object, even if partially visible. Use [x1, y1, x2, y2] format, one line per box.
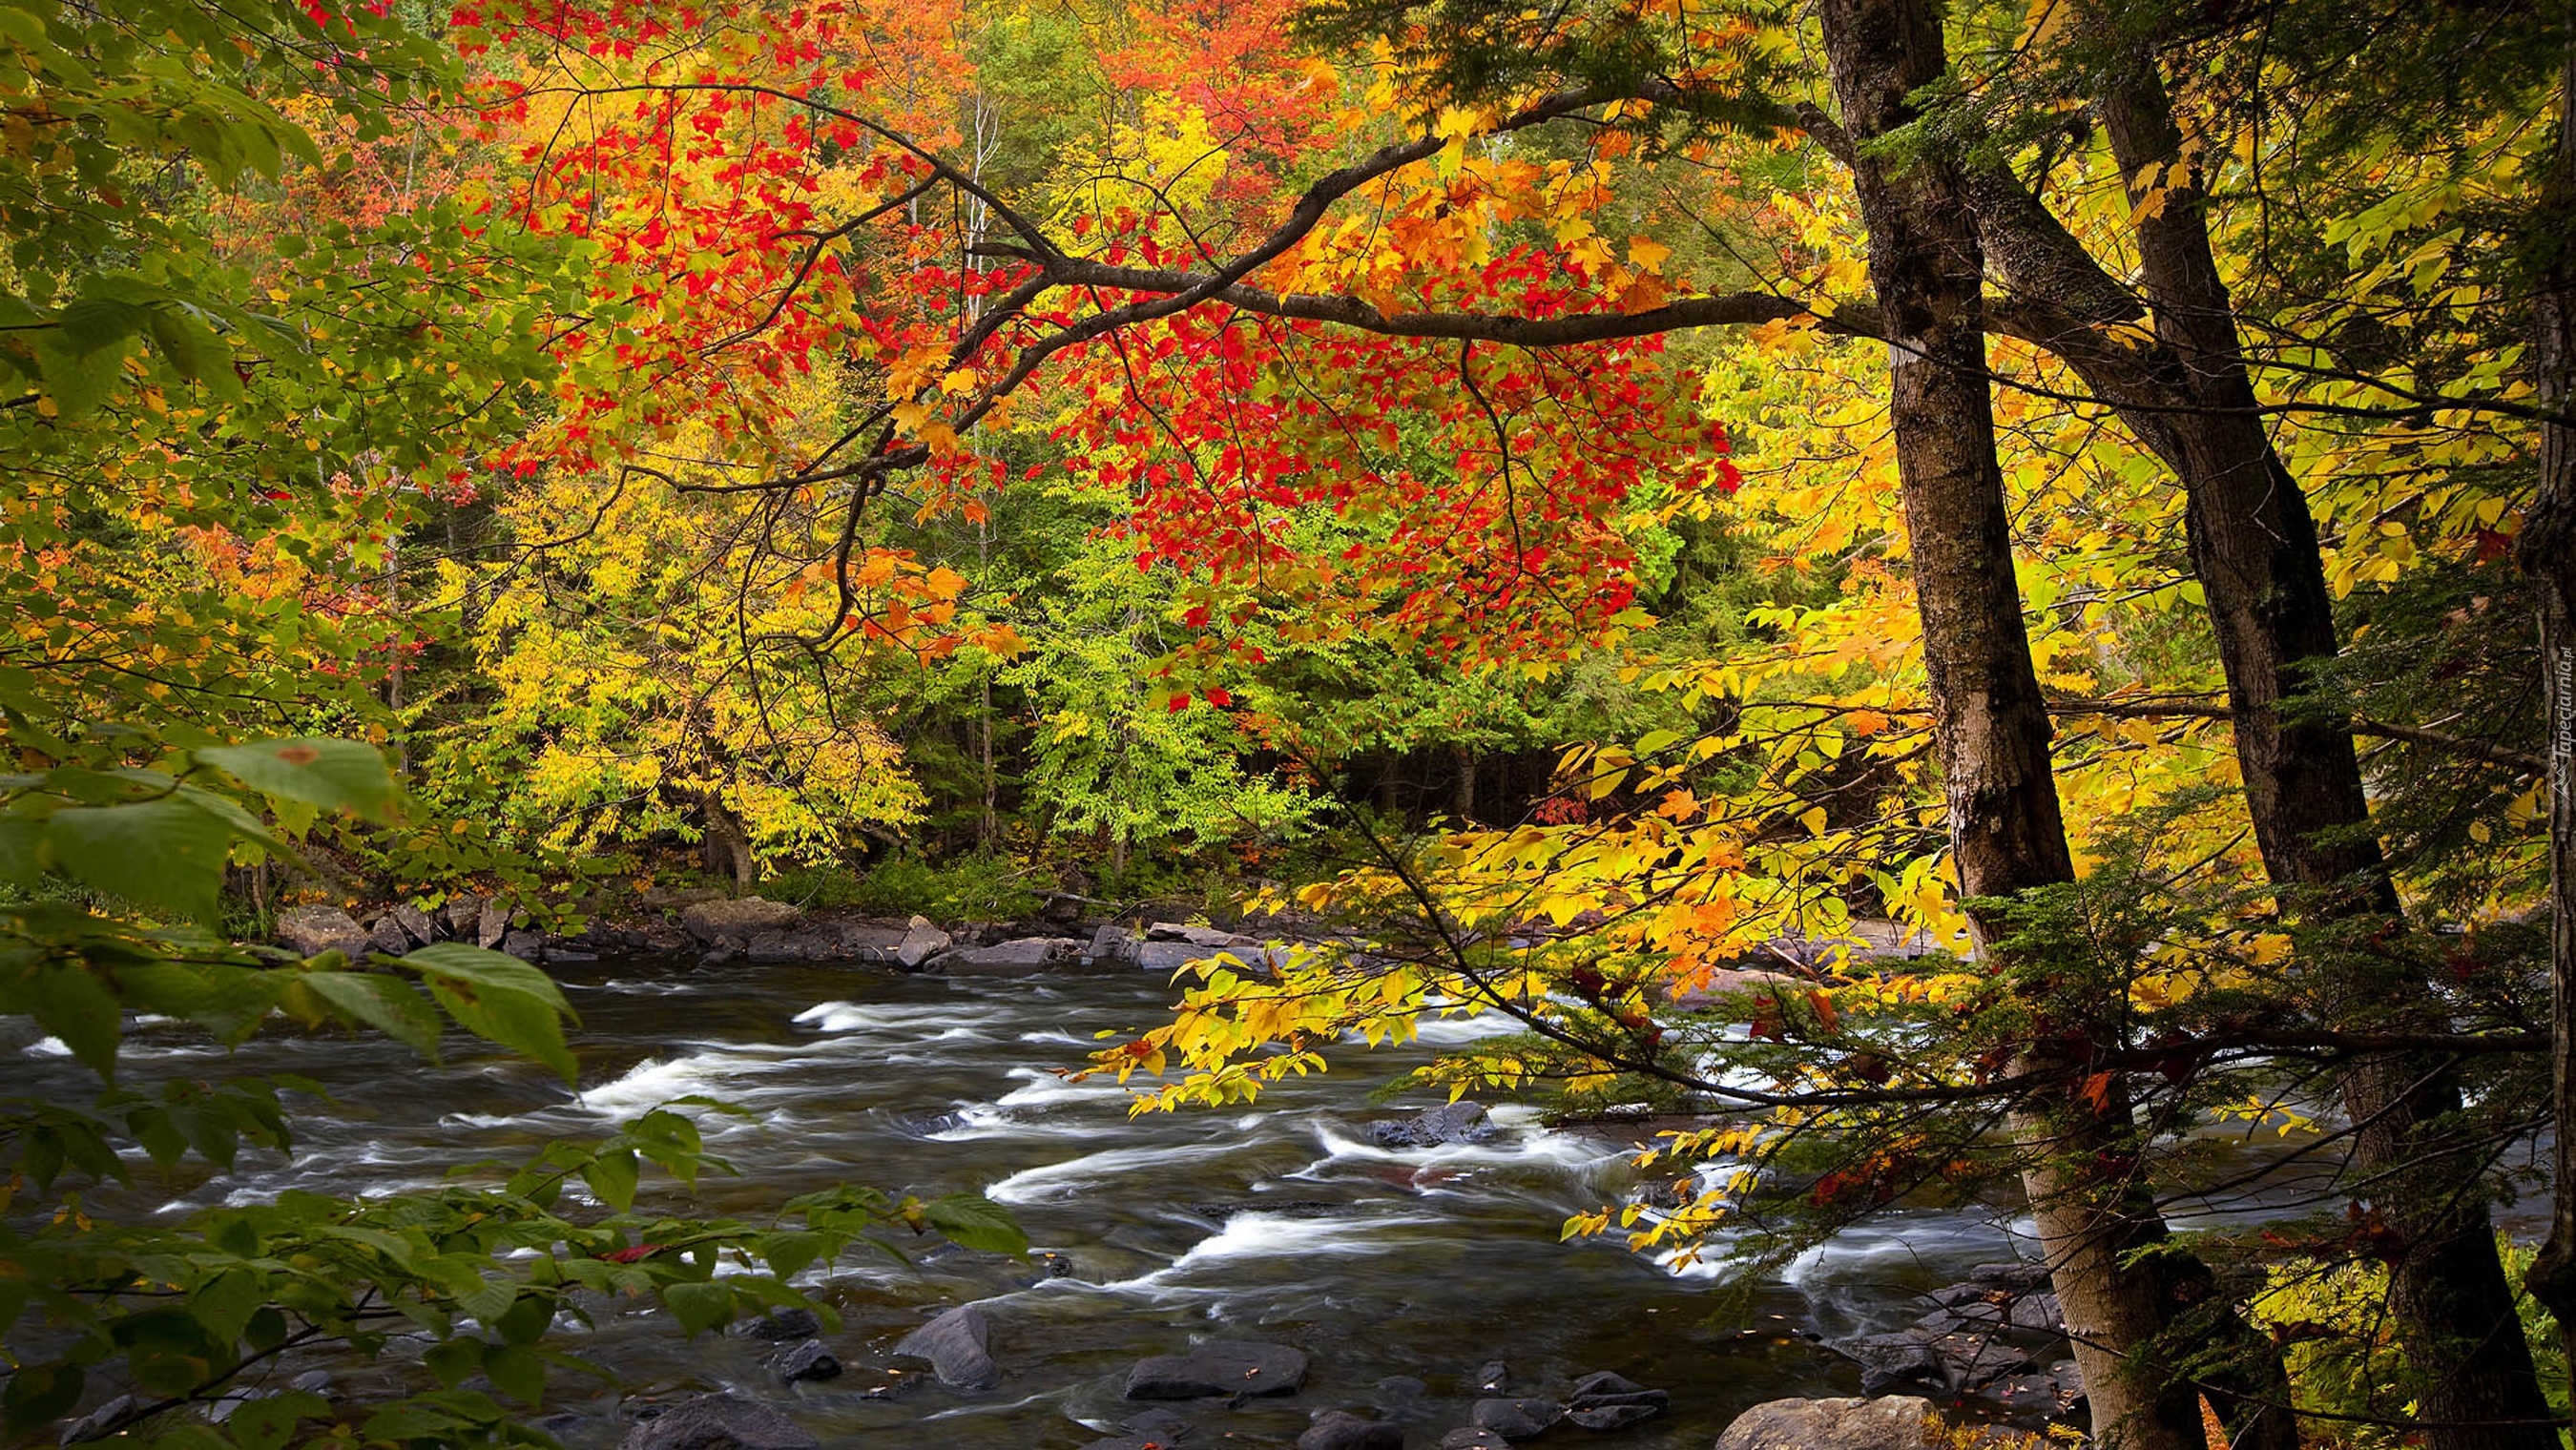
[1440, 1433, 1510, 1450]
[618, 1395, 818, 1450]
[768, 1339, 840, 1384]
[892, 1303, 998, 1391]
[1468, 1398, 1562, 1440]
[1368, 1102, 1492, 1149]
[1470, 1360, 1509, 1394]
[739, 1309, 821, 1341]
[1123, 1341, 1308, 1400]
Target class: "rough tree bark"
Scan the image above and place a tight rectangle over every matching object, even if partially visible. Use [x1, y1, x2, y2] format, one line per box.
[2519, 31, 2576, 1415]
[2070, 42, 2549, 1445]
[1811, 3, 2216, 1445]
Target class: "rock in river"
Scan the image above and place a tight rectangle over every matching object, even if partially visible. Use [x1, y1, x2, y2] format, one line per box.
[1439, 1433, 1509, 1450]
[1124, 1341, 1308, 1399]
[1564, 1370, 1666, 1430]
[276, 904, 368, 959]
[1467, 1398, 1562, 1439]
[1368, 1101, 1493, 1149]
[1299, 1410, 1402, 1450]
[1714, 1397, 1942, 1450]
[620, 1395, 817, 1450]
[892, 1304, 999, 1390]
[768, 1338, 840, 1384]
[682, 897, 801, 943]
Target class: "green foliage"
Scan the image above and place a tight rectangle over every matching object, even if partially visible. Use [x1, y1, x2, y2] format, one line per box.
[840, 854, 1043, 922]
[2251, 1237, 2572, 1447]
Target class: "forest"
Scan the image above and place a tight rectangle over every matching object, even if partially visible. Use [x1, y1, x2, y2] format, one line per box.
[2, 0, 2572, 1447]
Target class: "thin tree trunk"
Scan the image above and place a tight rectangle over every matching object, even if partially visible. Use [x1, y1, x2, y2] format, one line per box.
[2519, 31, 2576, 1416]
[1811, 5, 2210, 1445]
[2086, 50, 2551, 1446]
[1453, 745, 1476, 823]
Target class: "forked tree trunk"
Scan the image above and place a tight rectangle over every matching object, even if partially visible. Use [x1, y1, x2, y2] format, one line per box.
[1811, 4, 2212, 1445]
[2520, 34, 2576, 1416]
[2085, 48, 2552, 1446]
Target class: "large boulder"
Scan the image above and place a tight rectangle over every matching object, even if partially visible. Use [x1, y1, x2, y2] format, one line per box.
[444, 894, 482, 937]
[1368, 1102, 1493, 1149]
[936, 938, 1082, 975]
[392, 903, 443, 945]
[682, 897, 800, 943]
[1145, 922, 1257, 948]
[1467, 1398, 1561, 1440]
[277, 905, 368, 959]
[476, 897, 511, 949]
[1087, 922, 1142, 965]
[1299, 1411, 1402, 1450]
[1565, 1371, 1665, 1431]
[892, 1304, 998, 1390]
[1124, 1341, 1308, 1400]
[1714, 1397, 1940, 1450]
[768, 1340, 840, 1384]
[620, 1396, 818, 1450]
[897, 916, 952, 968]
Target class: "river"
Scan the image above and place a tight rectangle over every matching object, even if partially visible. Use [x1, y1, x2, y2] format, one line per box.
[22, 956, 2053, 1447]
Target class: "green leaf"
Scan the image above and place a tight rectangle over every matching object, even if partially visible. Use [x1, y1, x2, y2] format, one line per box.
[423, 971, 576, 1085]
[404, 942, 572, 1014]
[580, 1149, 638, 1212]
[425, 1337, 481, 1390]
[226, 1390, 329, 1450]
[196, 738, 396, 820]
[758, 1231, 826, 1279]
[482, 1342, 545, 1404]
[46, 796, 234, 923]
[923, 1193, 1028, 1256]
[303, 970, 443, 1059]
[657, 1280, 735, 1338]
[24, 964, 120, 1076]
[2, 1362, 81, 1433]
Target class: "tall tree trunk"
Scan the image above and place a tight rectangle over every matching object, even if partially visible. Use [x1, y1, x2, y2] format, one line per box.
[1812, 5, 2212, 1445]
[2519, 31, 2576, 1415]
[702, 796, 754, 889]
[1453, 745, 1476, 823]
[2085, 48, 2552, 1447]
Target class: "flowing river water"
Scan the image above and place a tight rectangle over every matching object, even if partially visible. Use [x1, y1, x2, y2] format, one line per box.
[20, 956, 2061, 1448]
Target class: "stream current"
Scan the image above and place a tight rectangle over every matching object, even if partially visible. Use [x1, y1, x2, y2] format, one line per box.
[18, 956, 2049, 1447]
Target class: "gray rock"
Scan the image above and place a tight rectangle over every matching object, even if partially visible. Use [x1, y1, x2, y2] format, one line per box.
[1134, 940, 1224, 975]
[1467, 1398, 1561, 1439]
[1565, 1371, 1665, 1429]
[277, 904, 368, 959]
[1124, 1341, 1308, 1399]
[59, 1395, 134, 1446]
[1145, 922, 1256, 947]
[938, 938, 1082, 975]
[393, 903, 442, 944]
[1440, 1433, 1510, 1450]
[367, 915, 414, 955]
[1471, 1360, 1508, 1394]
[445, 894, 482, 936]
[1368, 1101, 1492, 1149]
[739, 1308, 821, 1341]
[500, 929, 543, 962]
[1829, 1332, 1946, 1397]
[1713, 1396, 1941, 1450]
[682, 897, 800, 943]
[288, 1371, 332, 1394]
[897, 916, 952, 968]
[1968, 1260, 2051, 1293]
[1088, 922, 1142, 964]
[477, 897, 511, 948]
[892, 1304, 998, 1390]
[547, 946, 599, 964]
[769, 1339, 840, 1384]
[1299, 1410, 1402, 1450]
[1374, 1376, 1427, 1402]
[619, 1395, 818, 1450]
[1119, 1408, 1195, 1442]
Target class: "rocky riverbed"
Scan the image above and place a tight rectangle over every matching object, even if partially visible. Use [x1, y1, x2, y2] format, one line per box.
[50, 901, 2085, 1447]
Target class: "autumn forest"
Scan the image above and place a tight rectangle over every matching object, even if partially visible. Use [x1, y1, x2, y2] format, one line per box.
[3, 0, 2573, 1447]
